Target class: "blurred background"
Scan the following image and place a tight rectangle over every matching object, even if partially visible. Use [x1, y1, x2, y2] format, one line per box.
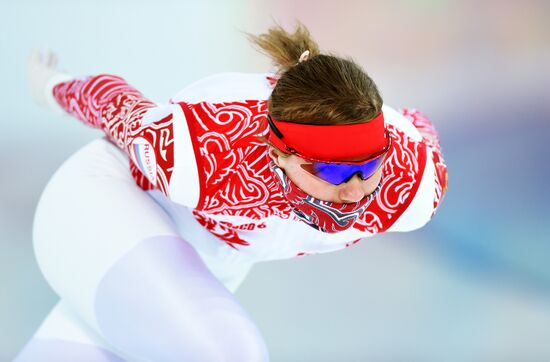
[1, 0, 549, 360]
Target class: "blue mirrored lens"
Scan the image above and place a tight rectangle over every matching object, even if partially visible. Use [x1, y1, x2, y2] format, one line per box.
[313, 157, 384, 185]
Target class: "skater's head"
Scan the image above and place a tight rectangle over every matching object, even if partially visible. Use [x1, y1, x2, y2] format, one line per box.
[248, 22, 388, 204]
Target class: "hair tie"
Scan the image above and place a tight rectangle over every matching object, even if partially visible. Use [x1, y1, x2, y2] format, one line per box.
[298, 50, 310, 63]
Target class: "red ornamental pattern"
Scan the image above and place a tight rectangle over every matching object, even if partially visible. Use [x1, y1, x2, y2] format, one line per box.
[399, 109, 448, 213]
[182, 101, 434, 241]
[181, 100, 293, 219]
[344, 239, 361, 248]
[296, 251, 318, 257]
[53, 74, 147, 130]
[53, 74, 175, 196]
[354, 123, 427, 234]
[431, 150, 447, 213]
[191, 210, 251, 249]
[53, 74, 443, 247]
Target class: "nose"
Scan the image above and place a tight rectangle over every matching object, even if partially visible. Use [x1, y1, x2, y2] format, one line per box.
[338, 176, 365, 203]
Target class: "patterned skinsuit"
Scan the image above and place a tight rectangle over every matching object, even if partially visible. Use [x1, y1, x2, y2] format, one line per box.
[15, 72, 447, 361]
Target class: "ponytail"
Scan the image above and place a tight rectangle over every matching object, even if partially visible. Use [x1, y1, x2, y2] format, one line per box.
[246, 22, 321, 75]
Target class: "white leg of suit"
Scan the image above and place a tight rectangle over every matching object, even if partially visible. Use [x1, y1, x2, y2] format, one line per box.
[18, 138, 268, 361]
[14, 300, 123, 361]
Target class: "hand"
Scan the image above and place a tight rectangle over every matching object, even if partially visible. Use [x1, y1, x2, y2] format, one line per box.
[27, 49, 67, 108]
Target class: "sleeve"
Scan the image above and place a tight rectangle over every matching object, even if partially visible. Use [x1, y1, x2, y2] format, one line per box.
[387, 109, 448, 232]
[51, 74, 200, 205]
[401, 108, 448, 210]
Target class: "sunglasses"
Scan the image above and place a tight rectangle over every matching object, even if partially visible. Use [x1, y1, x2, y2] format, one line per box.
[267, 114, 392, 185]
[299, 138, 390, 185]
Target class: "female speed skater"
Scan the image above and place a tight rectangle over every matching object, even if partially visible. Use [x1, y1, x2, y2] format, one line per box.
[17, 23, 448, 361]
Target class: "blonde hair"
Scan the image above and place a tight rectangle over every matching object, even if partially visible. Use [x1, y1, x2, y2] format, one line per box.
[247, 22, 383, 125]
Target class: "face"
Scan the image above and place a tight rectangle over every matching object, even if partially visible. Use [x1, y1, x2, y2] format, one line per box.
[268, 147, 383, 203]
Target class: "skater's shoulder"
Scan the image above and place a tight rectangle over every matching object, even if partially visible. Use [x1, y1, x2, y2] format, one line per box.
[170, 72, 273, 104]
[381, 104, 423, 142]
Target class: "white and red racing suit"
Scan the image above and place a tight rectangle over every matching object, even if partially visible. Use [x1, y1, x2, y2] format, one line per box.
[49, 72, 448, 263]
[16, 71, 448, 361]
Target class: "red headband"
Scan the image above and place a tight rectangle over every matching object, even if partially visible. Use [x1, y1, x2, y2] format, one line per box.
[267, 112, 389, 162]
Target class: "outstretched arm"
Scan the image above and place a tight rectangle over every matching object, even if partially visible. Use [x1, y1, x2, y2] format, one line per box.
[27, 49, 199, 203]
[27, 49, 159, 154]
[49, 73, 177, 196]
[385, 108, 448, 233]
